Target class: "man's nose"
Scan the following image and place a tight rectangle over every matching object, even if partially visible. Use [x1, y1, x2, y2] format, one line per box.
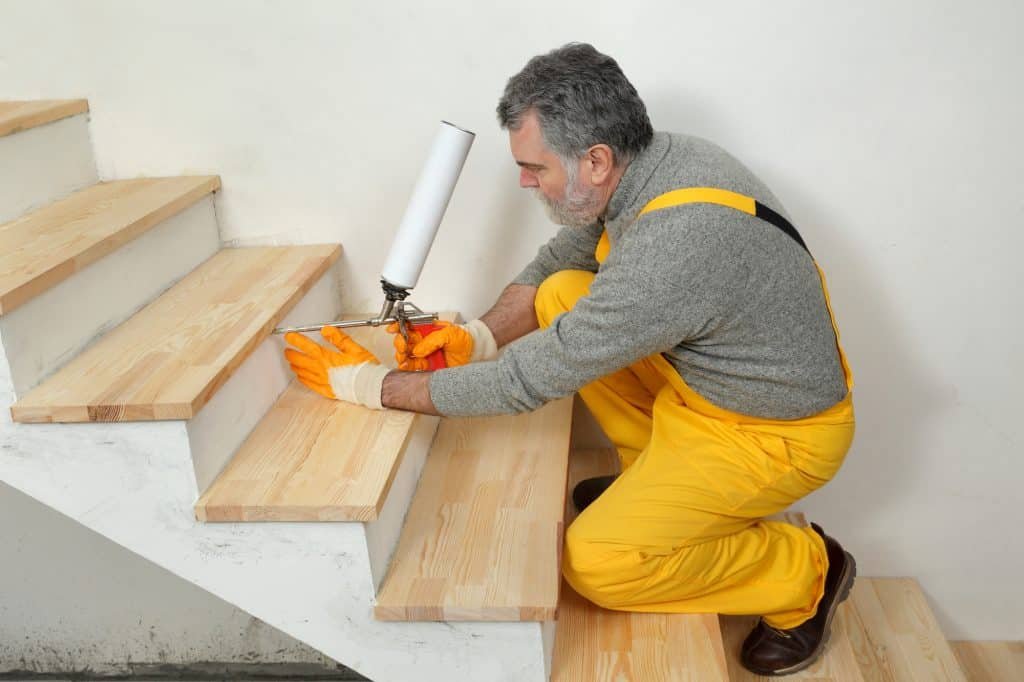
[519, 169, 539, 188]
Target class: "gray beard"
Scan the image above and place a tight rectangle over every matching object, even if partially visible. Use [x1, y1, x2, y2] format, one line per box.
[533, 168, 603, 228]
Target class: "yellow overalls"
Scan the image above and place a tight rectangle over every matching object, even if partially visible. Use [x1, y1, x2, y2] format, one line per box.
[538, 188, 855, 629]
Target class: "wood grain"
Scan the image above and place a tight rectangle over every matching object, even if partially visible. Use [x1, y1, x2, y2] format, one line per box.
[550, 448, 730, 682]
[951, 640, 1024, 681]
[11, 245, 340, 423]
[0, 99, 89, 138]
[373, 398, 574, 621]
[0, 177, 221, 315]
[842, 578, 967, 681]
[195, 313, 456, 523]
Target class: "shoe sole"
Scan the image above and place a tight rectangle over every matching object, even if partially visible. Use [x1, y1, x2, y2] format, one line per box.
[747, 550, 858, 677]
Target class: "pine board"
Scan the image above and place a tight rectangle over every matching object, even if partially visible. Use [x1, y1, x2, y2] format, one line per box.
[0, 99, 89, 138]
[11, 245, 340, 423]
[0, 177, 221, 315]
[951, 640, 1024, 681]
[373, 397, 574, 621]
[842, 578, 967, 681]
[195, 312, 457, 523]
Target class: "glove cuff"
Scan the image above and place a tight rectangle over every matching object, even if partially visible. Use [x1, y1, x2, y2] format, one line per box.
[465, 319, 499, 363]
[327, 362, 390, 410]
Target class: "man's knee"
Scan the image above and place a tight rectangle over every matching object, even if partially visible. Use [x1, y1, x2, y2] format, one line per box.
[534, 269, 595, 329]
[562, 517, 633, 609]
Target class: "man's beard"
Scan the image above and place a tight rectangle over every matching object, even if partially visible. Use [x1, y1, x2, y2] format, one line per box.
[533, 162, 603, 228]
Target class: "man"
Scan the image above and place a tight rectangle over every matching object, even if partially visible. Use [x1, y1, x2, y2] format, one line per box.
[283, 43, 856, 676]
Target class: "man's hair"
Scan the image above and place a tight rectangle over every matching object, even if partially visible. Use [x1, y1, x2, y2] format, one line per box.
[497, 43, 654, 166]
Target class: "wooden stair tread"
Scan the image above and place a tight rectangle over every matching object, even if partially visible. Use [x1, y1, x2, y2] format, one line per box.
[374, 397, 574, 621]
[11, 245, 340, 423]
[0, 177, 221, 315]
[551, 447, 730, 681]
[951, 640, 1024, 681]
[195, 313, 457, 523]
[842, 577, 967, 681]
[0, 99, 89, 138]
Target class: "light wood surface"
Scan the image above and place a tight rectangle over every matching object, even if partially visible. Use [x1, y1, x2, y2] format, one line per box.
[0, 177, 221, 315]
[550, 448, 730, 681]
[11, 245, 340, 423]
[0, 99, 89, 138]
[373, 397, 574, 621]
[842, 578, 967, 681]
[951, 640, 1024, 681]
[195, 313, 457, 523]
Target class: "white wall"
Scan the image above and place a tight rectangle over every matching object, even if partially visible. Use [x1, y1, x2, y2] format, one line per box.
[1, 0, 1021, 648]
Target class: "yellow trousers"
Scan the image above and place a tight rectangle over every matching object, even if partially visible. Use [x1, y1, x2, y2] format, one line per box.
[537, 269, 855, 629]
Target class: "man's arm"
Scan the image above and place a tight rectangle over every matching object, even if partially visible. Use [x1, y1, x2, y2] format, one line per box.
[381, 370, 438, 414]
[479, 283, 539, 347]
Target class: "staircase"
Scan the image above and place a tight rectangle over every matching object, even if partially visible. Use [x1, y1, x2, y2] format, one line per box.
[0, 100, 987, 681]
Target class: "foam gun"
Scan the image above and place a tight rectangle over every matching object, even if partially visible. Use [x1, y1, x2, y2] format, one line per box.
[273, 121, 476, 370]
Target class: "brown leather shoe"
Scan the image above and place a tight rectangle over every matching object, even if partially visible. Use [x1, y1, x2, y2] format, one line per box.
[740, 523, 857, 676]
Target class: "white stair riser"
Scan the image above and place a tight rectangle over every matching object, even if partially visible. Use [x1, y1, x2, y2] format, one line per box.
[363, 411, 439, 590]
[0, 414, 552, 682]
[0, 196, 221, 398]
[0, 114, 98, 224]
[186, 262, 342, 492]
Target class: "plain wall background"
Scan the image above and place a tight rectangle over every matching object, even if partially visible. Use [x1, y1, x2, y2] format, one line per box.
[1, 0, 1021, 667]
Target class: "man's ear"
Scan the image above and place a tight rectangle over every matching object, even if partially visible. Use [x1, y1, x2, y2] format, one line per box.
[585, 144, 616, 185]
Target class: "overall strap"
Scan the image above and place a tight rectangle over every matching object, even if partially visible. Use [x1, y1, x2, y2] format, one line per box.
[638, 187, 810, 254]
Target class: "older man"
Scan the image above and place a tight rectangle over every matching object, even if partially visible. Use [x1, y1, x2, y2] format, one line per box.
[284, 43, 857, 676]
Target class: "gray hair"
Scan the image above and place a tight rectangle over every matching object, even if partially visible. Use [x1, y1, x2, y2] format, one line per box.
[497, 43, 654, 167]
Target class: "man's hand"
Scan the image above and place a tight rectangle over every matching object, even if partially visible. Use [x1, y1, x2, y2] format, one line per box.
[283, 326, 390, 409]
[387, 319, 497, 368]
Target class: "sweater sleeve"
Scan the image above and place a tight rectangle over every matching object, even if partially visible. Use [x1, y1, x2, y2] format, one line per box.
[430, 211, 723, 416]
[511, 221, 604, 287]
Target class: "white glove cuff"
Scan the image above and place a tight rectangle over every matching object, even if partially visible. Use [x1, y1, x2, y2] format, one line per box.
[327, 362, 390, 410]
[465, 318, 499, 363]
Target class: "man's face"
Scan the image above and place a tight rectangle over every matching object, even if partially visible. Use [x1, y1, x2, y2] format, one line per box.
[509, 112, 604, 228]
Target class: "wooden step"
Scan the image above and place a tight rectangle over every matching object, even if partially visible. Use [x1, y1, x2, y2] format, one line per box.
[195, 312, 456, 523]
[10, 245, 340, 423]
[951, 640, 1024, 681]
[842, 578, 967, 681]
[551, 447, 730, 681]
[0, 99, 89, 138]
[0, 177, 221, 315]
[373, 397, 574, 621]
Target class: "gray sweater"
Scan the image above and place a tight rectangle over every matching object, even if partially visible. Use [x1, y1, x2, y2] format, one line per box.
[429, 132, 848, 420]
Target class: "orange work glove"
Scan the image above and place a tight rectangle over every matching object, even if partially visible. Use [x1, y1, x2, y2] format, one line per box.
[387, 319, 498, 370]
[283, 326, 390, 408]
[386, 322, 430, 372]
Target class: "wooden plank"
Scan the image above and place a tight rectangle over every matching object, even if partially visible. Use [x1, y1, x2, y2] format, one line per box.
[843, 578, 967, 681]
[0, 99, 89, 138]
[11, 245, 340, 423]
[0, 177, 221, 315]
[373, 398, 574, 621]
[950, 641, 1024, 681]
[195, 313, 457, 523]
[550, 448, 730, 681]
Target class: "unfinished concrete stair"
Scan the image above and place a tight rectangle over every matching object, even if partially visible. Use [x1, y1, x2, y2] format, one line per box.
[0, 100, 96, 224]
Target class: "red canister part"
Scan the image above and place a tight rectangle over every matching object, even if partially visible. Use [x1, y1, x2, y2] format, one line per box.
[409, 322, 447, 370]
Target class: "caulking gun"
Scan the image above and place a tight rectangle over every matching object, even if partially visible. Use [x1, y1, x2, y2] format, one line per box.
[273, 121, 476, 371]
